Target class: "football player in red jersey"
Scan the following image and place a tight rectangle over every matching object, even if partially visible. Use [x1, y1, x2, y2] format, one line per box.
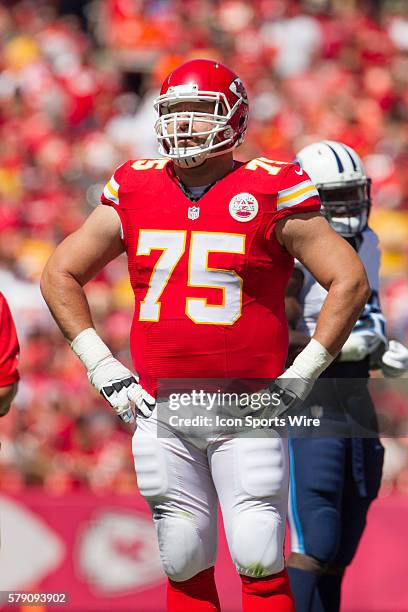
[0, 293, 20, 417]
[41, 60, 369, 611]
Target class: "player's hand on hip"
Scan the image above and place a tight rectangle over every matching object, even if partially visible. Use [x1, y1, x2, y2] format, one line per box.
[266, 338, 335, 417]
[239, 369, 313, 418]
[270, 338, 334, 415]
[241, 339, 334, 418]
[88, 355, 148, 422]
[70, 328, 155, 422]
[127, 384, 156, 419]
[268, 368, 315, 417]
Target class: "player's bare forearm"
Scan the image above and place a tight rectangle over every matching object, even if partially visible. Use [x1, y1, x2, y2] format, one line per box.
[312, 276, 368, 356]
[277, 212, 370, 357]
[41, 206, 125, 342]
[41, 265, 94, 340]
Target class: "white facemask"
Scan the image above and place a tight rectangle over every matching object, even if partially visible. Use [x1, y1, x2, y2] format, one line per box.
[330, 211, 368, 237]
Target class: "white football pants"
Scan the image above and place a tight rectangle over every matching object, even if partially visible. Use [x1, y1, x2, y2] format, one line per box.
[132, 409, 289, 582]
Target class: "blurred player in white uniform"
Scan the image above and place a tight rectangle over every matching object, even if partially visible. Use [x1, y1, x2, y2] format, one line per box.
[286, 141, 408, 612]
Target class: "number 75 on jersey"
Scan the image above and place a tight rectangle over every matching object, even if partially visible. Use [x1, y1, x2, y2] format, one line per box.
[136, 230, 246, 326]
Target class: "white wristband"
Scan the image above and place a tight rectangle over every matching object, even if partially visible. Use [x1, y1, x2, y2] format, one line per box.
[71, 328, 112, 373]
[291, 338, 334, 380]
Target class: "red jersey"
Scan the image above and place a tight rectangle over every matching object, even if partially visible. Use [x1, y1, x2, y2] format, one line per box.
[101, 157, 320, 394]
[0, 293, 20, 386]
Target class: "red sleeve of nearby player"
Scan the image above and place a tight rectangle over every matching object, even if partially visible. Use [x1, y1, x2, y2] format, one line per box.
[265, 164, 321, 239]
[0, 293, 20, 386]
[100, 160, 134, 207]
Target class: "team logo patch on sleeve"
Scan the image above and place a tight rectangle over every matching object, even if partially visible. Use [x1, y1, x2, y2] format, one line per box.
[229, 193, 258, 222]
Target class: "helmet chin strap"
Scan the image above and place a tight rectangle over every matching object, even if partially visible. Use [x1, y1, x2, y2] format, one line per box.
[173, 129, 217, 168]
[173, 142, 237, 169]
[174, 152, 207, 168]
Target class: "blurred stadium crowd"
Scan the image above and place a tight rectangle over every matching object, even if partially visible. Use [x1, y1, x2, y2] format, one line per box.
[0, 0, 407, 495]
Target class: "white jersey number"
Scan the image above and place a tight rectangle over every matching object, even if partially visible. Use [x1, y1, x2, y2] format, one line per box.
[136, 230, 186, 322]
[136, 230, 245, 325]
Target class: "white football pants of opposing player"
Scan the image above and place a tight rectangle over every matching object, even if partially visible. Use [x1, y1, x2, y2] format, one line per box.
[132, 407, 289, 582]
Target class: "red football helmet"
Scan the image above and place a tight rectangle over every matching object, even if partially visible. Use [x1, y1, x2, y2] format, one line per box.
[154, 59, 249, 167]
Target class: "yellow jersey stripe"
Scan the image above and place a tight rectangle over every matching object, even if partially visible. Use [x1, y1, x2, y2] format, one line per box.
[277, 184, 317, 206]
[106, 181, 118, 198]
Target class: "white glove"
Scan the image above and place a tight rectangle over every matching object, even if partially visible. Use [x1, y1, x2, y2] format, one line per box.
[381, 340, 408, 378]
[339, 333, 385, 362]
[88, 355, 155, 422]
[71, 328, 155, 422]
[243, 339, 333, 417]
[241, 368, 315, 419]
[269, 339, 334, 415]
[267, 367, 315, 417]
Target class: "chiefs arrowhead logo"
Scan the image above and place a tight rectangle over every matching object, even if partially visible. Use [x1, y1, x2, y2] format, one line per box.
[75, 510, 164, 594]
[229, 78, 248, 103]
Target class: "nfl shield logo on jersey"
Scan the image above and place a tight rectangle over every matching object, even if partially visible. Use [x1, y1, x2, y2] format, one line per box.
[188, 206, 200, 220]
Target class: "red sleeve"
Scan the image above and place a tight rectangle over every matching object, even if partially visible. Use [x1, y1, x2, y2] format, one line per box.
[100, 160, 134, 208]
[265, 164, 321, 240]
[0, 294, 20, 386]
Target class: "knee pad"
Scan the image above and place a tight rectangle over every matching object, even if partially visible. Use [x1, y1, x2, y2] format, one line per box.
[156, 512, 208, 582]
[232, 511, 285, 577]
[133, 433, 212, 581]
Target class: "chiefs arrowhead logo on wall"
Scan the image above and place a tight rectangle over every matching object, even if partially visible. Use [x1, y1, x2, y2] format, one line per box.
[75, 509, 164, 594]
